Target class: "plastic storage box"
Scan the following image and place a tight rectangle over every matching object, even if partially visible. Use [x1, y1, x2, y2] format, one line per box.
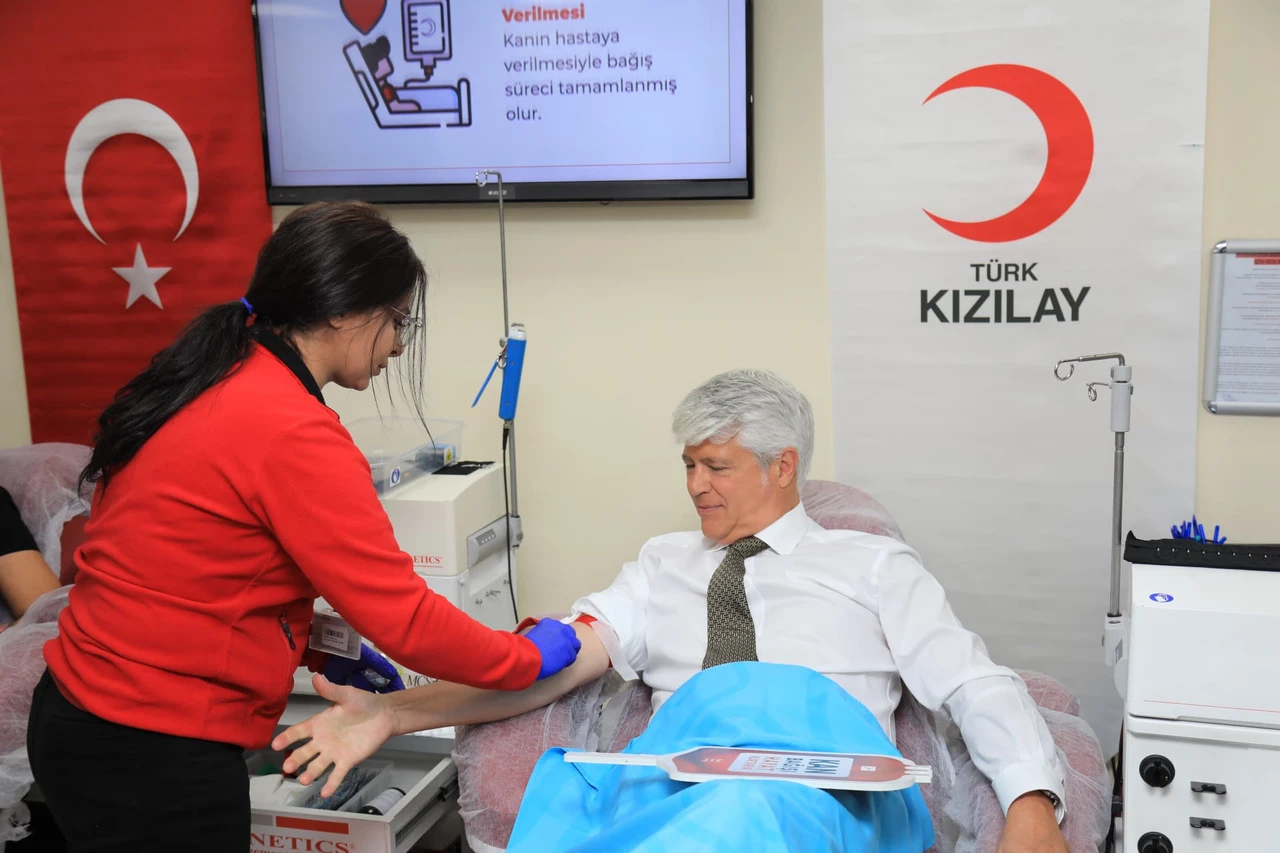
[345, 417, 463, 495]
[247, 747, 458, 853]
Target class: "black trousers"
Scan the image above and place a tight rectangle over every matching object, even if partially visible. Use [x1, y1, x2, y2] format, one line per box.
[27, 670, 249, 852]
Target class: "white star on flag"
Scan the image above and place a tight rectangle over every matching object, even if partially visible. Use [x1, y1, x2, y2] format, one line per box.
[112, 243, 170, 309]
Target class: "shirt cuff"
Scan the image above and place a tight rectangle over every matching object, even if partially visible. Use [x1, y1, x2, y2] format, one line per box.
[567, 611, 637, 681]
[516, 614, 628, 677]
[514, 613, 598, 633]
[990, 760, 1067, 824]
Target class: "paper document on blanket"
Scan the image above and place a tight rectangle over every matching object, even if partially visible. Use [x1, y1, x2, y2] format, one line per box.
[564, 746, 931, 791]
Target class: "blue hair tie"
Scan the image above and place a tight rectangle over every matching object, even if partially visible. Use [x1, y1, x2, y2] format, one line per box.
[239, 297, 254, 314]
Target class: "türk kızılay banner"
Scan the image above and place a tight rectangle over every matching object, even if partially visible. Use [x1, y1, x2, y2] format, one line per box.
[823, 1, 1210, 752]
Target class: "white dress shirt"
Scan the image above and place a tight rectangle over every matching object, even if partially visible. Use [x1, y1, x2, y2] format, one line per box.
[571, 502, 1067, 817]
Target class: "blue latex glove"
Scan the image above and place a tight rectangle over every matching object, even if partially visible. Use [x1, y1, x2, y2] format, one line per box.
[323, 643, 406, 694]
[525, 618, 582, 680]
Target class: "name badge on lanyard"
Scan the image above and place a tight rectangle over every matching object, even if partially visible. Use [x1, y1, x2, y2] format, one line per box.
[309, 610, 363, 660]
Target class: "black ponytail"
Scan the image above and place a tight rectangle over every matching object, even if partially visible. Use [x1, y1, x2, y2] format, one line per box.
[81, 201, 428, 492]
[79, 303, 255, 492]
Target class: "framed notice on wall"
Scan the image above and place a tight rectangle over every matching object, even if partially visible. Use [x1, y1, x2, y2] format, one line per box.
[1204, 241, 1280, 416]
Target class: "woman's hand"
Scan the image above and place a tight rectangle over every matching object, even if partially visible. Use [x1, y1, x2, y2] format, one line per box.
[323, 643, 406, 693]
[270, 673, 398, 799]
[524, 618, 582, 679]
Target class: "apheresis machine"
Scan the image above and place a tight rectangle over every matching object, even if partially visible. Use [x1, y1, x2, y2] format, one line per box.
[1056, 353, 1280, 853]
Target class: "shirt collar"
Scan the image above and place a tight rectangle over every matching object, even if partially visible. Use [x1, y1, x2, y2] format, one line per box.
[254, 330, 326, 405]
[708, 501, 811, 557]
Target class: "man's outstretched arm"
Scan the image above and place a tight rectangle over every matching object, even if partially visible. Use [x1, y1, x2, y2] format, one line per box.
[386, 621, 611, 732]
[272, 622, 612, 798]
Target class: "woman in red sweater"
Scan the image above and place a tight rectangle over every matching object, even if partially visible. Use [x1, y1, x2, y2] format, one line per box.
[26, 202, 580, 852]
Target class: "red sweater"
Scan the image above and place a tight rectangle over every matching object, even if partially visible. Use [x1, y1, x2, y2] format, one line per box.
[44, 340, 541, 748]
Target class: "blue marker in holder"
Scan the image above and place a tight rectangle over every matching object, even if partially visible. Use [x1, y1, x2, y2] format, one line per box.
[1171, 515, 1227, 544]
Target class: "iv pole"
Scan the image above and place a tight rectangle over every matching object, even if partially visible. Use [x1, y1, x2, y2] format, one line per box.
[475, 170, 523, 548]
[1053, 352, 1132, 690]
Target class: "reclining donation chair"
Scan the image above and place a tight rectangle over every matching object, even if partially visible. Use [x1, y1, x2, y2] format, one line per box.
[451, 480, 1112, 853]
[0, 443, 92, 846]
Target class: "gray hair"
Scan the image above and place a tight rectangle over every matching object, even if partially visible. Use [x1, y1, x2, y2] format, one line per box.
[671, 369, 815, 485]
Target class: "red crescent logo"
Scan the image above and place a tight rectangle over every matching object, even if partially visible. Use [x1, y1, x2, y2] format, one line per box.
[923, 64, 1094, 243]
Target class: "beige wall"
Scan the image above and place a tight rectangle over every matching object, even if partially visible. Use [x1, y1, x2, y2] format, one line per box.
[0, 0, 1275, 613]
[0, 166, 31, 449]
[1196, 0, 1280, 542]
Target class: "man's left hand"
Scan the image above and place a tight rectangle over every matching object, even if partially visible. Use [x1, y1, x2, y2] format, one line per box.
[997, 792, 1068, 853]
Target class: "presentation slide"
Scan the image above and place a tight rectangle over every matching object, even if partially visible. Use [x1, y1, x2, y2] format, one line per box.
[255, 0, 750, 189]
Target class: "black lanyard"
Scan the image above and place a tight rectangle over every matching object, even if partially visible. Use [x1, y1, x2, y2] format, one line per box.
[253, 329, 325, 405]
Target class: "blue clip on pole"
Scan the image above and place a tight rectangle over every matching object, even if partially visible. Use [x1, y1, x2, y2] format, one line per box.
[498, 323, 526, 422]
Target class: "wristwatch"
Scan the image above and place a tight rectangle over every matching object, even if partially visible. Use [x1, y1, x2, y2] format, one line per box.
[1036, 789, 1064, 821]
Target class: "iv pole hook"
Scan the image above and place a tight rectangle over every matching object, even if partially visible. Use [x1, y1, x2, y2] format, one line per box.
[1054, 352, 1126, 382]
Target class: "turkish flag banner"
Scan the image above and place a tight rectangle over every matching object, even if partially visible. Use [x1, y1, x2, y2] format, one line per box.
[0, 2, 273, 444]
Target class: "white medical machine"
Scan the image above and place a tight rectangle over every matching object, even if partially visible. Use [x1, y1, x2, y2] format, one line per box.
[1120, 536, 1280, 853]
[376, 457, 519, 635]
[1055, 353, 1280, 853]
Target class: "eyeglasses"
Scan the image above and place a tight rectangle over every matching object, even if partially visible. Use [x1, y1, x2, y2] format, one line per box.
[390, 307, 422, 348]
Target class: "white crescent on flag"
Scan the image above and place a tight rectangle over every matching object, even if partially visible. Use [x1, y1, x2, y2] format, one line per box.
[64, 98, 199, 244]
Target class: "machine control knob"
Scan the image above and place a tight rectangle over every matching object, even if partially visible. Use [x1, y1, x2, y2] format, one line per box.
[1139, 754, 1175, 788]
[1137, 831, 1173, 853]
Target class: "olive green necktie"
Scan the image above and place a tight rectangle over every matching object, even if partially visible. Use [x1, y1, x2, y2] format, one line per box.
[702, 536, 770, 669]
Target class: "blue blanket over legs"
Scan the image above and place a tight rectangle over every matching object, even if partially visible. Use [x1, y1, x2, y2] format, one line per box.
[506, 663, 935, 853]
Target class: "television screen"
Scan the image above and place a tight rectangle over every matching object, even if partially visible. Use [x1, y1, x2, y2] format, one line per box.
[251, 0, 753, 204]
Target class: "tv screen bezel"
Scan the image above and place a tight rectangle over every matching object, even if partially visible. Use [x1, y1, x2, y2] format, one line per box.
[249, 0, 755, 205]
